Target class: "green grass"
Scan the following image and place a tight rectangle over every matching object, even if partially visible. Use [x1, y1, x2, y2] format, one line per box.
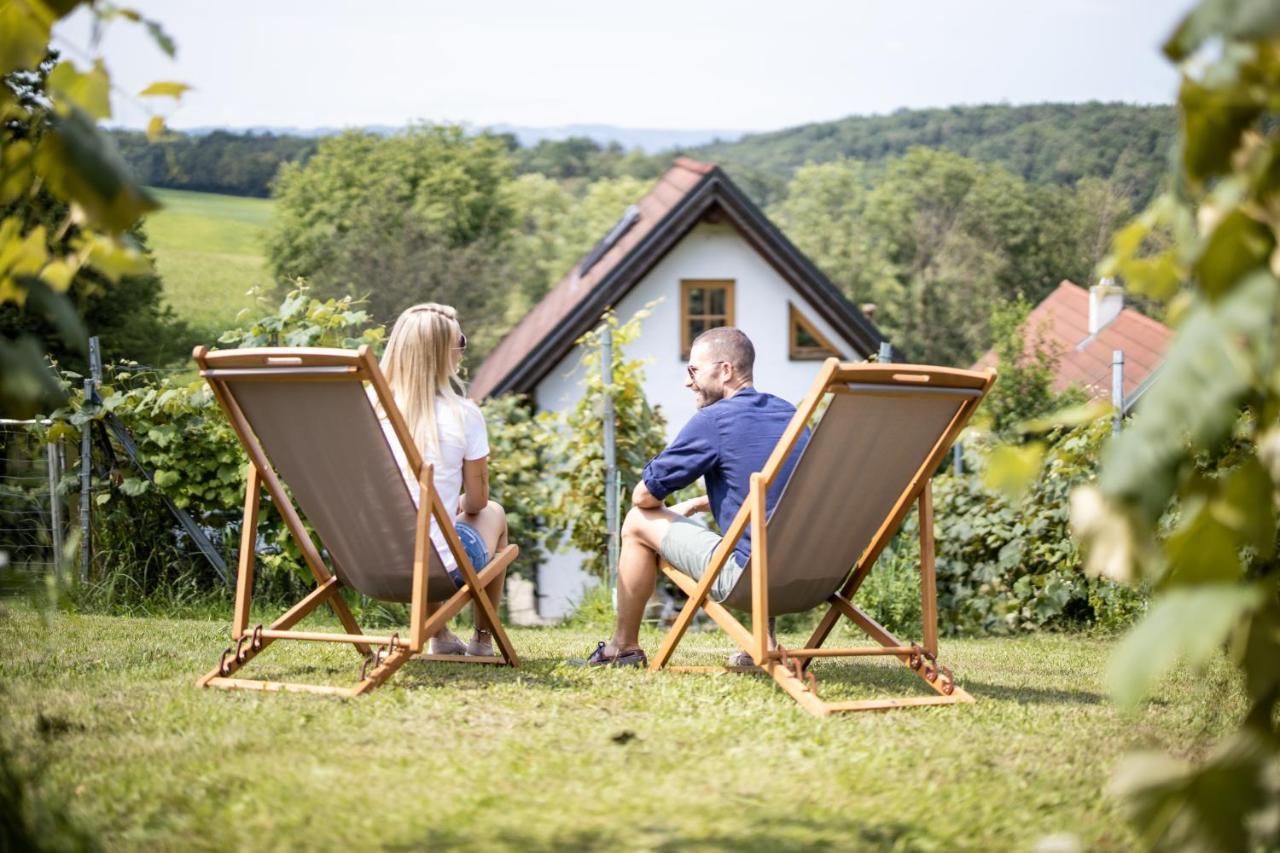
[143, 188, 276, 334]
[0, 600, 1244, 850]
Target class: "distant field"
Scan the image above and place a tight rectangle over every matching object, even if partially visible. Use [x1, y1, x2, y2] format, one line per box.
[144, 188, 276, 334]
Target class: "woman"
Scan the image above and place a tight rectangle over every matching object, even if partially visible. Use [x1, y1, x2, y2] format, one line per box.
[377, 303, 508, 656]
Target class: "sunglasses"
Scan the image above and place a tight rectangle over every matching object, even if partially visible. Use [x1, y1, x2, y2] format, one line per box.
[455, 332, 467, 352]
[686, 361, 725, 381]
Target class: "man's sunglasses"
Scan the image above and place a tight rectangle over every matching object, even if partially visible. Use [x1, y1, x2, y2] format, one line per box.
[686, 361, 725, 381]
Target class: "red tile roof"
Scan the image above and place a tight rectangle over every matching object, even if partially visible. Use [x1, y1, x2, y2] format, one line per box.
[469, 158, 715, 400]
[973, 280, 1171, 399]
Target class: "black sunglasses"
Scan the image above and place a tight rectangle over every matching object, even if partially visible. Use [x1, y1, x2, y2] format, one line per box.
[456, 332, 467, 351]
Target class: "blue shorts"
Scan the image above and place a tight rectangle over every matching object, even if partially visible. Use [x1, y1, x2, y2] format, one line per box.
[448, 521, 490, 588]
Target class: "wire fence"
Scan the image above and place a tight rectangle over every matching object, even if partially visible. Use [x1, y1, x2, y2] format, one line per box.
[0, 420, 66, 586]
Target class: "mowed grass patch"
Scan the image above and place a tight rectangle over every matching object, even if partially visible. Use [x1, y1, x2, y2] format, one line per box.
[0, 601, 1244, 851]
[144, 188, 276, 334]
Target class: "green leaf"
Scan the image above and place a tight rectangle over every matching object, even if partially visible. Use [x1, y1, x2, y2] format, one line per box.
[1164, 0, 1280, 61]
[1107, 584, 1265, 707]
[19, 277, 86, 352]
[982, 442, 1045, 500]
[36, 107, 160, 233]
[0, 0, 56, 76]
[119, 477, 148, 496]
[137, 81, 190, 99]
[1164, 500, 1243, 584]
[1099, 271, 1280, 523]
[47, 59, 112, 121]
[1179, 77, 1262, 185]
[145, 115, 165, 143]
[153, 469, 180, 488]
[1192, 209, 1274, 299]
[94, 492, 111, 506]
[143, 19, 176, 57]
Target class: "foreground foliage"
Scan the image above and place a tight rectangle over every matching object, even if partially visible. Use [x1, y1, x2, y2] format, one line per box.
[0, 602, 1247, 851]
[1068, 1, 1280, 847]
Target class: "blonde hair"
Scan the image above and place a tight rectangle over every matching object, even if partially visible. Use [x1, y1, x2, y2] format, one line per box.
[379, 303, 467, 460]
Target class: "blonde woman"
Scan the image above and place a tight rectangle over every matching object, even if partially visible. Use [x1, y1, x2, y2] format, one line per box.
[377, 303, 508, 656]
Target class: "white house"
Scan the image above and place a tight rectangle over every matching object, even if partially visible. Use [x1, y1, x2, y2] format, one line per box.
[470, 158, 885, 619]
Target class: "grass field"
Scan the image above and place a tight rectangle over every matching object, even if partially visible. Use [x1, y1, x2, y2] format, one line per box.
[144, 188, 276, 334]
[0, 601, 1243, 851]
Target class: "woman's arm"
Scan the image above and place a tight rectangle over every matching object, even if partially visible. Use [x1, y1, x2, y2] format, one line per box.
[460, 456, 489, 515]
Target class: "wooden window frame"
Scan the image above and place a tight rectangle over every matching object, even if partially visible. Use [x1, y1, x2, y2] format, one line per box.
[789, 302, 842, 361]
[680, 279, 736, 359]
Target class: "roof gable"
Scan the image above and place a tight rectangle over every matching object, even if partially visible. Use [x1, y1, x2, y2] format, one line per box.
[974, 280, 1172, 400]
[470, 158, 884, 399]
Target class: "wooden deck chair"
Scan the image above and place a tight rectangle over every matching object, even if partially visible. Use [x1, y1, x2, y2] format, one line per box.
[193, 346, 519, 697]
[650, 359, 995, 717]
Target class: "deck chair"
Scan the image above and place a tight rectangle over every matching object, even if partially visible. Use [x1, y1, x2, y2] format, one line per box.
[650, 359, 995, 717]
[193, 345, 519, 697]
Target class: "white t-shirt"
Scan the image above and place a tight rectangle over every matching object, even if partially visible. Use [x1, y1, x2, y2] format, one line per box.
[380, 396, 490, 573]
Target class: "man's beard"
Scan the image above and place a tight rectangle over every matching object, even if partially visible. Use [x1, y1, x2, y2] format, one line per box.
[694, 384, 724, 409]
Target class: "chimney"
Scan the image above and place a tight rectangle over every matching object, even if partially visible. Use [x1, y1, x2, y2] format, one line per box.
[1088, 278, 1124, 335]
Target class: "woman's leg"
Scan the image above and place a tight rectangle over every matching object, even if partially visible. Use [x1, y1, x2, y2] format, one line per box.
[455, 500, 508, 637]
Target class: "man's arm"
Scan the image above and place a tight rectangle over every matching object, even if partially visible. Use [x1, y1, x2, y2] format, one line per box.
[632, 479, 663, 509]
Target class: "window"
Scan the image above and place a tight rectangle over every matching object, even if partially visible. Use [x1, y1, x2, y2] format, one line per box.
[681, 279, 735, 358]
[789, 302, 842, 360]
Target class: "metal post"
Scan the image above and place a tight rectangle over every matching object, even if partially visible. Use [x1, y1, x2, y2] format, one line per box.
[878, 341, 894, 363]
[46, 441, 63, 584]
[1111, 350, 1124, 436]
[79, 377, 92, 583]
[602, 324, 619, 602]
[952, 441, 964, 476]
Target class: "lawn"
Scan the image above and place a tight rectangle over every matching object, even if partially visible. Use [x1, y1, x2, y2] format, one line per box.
[143, 188, 276, 335]
[0, 600, 1243, 851]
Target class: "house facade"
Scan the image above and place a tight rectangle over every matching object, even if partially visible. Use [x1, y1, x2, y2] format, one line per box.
[471, 158, 885, 618]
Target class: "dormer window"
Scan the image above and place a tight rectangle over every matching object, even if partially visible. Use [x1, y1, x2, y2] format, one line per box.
[681, 279, 735, 358]
[789, 302, 841, 360]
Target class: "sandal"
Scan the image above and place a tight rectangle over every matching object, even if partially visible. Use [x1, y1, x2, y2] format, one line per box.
[568, 641, 648, 668]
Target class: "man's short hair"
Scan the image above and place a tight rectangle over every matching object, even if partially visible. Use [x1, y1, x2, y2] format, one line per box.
[692, 326, 754, 378]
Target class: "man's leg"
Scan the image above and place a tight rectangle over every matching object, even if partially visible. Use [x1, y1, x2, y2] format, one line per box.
[602, 504, 682, 659]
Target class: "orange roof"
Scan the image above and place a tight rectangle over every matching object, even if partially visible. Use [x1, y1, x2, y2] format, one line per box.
[974, 280, 1171, 399]
[469, 158, 714, 400]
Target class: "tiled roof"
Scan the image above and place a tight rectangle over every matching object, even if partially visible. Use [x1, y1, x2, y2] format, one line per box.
[973, 280, 1171, 399]
[469, 157, 883, 400]
[469, 158, 714, 401]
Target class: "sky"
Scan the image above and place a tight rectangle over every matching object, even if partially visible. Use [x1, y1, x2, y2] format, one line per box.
[54, 0, 1194, 136]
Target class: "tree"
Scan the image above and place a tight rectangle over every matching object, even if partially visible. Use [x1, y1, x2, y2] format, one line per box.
[1, 7, 183, 417]
[1069, 1, 1280, 847]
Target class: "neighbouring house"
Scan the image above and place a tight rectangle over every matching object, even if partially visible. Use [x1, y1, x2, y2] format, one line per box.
[974, 279, 1172, 407]
[470, 157, 885, 619]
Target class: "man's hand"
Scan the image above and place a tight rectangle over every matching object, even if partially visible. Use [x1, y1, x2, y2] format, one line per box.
[670, 494, 710, 518]
[632, 480, 662, 509]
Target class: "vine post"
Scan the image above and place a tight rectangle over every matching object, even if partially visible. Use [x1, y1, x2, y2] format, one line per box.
[602, 321, 619, 606]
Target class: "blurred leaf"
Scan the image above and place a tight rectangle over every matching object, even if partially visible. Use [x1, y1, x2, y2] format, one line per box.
[1099, 271, 1279, 523]
[1179, 77, 1262, 184]
[1164, 500, 1243, 584]
[20, 277, 86, 352]
[74, 232, 151, 280]
[36, 107, 159, 232]
[1110, 733, 1273, 850]
[47, 59, 111, 120]
[1019, 399, 1112, 434]
[0, 333, 66, 418]
[1107, 584, 1264, 707]
[1192, 208, 1274, 298]
[143, 18, 176, 57]
[1164, 0, 1280, 61]
[983, 442, 1046, 500]
[137, 81, 189, 99]
[145, 115, 165, 143]
[0, 0, 56, 76]
[0, 138, 35, 205]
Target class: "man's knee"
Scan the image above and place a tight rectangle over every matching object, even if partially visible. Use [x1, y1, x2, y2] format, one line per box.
[622, 505, 667, 551]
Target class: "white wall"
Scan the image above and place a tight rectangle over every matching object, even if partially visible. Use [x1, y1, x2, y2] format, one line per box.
[532, 220, 862, 619]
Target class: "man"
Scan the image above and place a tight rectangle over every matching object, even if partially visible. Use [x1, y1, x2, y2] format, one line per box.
[571, 326, 809, 666]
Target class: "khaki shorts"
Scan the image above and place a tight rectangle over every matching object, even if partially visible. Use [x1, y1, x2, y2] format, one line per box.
[659, 516, 746, 603]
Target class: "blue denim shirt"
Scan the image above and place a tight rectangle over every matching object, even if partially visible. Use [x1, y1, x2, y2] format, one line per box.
[642, 386, 809, 566]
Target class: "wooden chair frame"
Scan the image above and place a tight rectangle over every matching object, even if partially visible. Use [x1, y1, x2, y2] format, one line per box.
[193, 346, 519, 697]
[649, 358, 996, 717]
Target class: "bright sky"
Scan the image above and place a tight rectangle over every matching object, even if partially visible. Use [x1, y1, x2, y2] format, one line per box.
[55, 0, 1193, 135]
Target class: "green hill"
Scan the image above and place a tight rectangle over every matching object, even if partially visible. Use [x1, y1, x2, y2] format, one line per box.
[693, 102, 1177, 205]
[144, 188, 275, 333]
